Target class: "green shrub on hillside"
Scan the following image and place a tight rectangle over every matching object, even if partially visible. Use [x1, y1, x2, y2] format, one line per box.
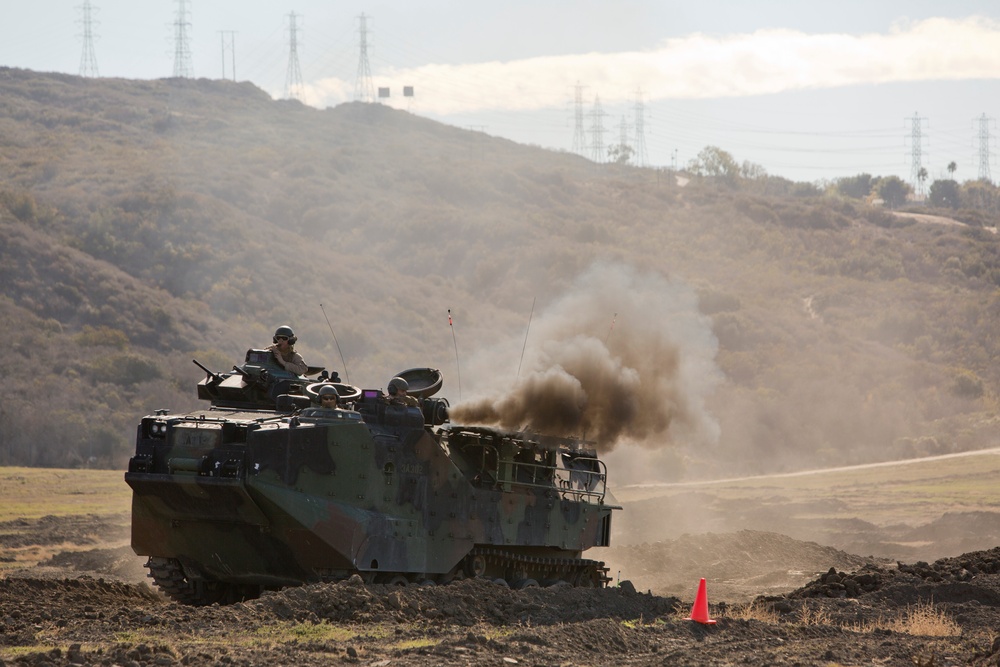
[74, 325, 129, 348]
[951, 369, 985, 399]
[86, 353, 162, 385]
[0, 190, 37, 222]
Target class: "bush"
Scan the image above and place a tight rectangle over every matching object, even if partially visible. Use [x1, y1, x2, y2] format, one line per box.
[0, 190, 38, 222]
[951, 369, 984, 399]
[697, 287, 741, 315]
[87, 353, 162, 385]
[74, 325, 129, 348]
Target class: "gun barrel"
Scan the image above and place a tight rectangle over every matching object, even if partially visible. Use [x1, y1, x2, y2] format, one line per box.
[192, 359, 222, 383]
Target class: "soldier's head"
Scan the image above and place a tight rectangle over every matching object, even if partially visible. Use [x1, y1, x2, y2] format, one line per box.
[273, 325, 296, 346]
[317, 384, 339, 407]
[387, 377, 408, 397]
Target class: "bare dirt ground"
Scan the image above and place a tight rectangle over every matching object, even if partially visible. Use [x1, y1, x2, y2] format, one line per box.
[4, 469, 1000, 665]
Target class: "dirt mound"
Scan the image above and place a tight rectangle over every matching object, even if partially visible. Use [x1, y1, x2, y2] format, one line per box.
[784, 545, 1000, 605]
[245, 576, 679, 627]
[0, 576, 161, 649]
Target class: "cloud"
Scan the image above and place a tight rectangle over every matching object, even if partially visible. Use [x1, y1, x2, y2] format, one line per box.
[299, 16, 1000, 114]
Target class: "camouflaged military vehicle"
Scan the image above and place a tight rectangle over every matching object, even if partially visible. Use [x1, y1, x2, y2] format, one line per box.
[125, 348, 620, 605]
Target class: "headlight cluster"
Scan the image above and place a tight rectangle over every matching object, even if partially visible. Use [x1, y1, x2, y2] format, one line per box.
[148, 422, 168, 437]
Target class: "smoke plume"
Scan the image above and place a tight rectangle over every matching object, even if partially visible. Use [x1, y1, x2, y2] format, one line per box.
[449, 262, 721, 451]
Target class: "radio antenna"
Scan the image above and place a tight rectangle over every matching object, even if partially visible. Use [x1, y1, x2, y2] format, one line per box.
[605, 312, 617, 344]
[516, 297, 535, 382]
[320, 303, 351, 384]
[448, 309, 462, 400]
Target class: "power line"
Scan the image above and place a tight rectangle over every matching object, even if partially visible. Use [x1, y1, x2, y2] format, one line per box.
[354, 13, 375, 103]
[284, 12, 304, 100]
[77, 0, 99, 78]
[171, 0, 193, 78]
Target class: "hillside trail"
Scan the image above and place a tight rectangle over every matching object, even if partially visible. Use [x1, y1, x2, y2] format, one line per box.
[893, 210, 998, 233]
[618, 445, 1000, 491]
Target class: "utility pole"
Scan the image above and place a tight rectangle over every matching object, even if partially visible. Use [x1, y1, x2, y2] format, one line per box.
[77, 0, 99, 77]
[588, 95, 606, 164]
[172, 0, 193, 78]
[571, 81, 587, 156]
[354, 13, 375, 103]
[218, 30, 236, 81]
[467, 125, 487, 160]
[285, 12, 304, 100]
[906, 112, 928, 195]
[633, 88, 648, 167]
[976, 113, 995, 183]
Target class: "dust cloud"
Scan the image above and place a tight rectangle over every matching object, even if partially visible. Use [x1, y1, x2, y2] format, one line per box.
[449, 262, 721, 452]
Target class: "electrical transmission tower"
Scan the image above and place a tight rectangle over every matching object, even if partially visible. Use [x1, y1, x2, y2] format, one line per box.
[617, 115, 631, 164]
[218, 30, 236, 81]
[905, 112, 928, 195]
[588, 95, 606, 164]
[354, 13, 375, 103]
[571, 82, 587, 156]
[633, 88, 648, 167]
[172, 0, 193, 78]
[284, 12, 304, 100]
[976, 113, 995, 183]
[77, 0, 99, 77]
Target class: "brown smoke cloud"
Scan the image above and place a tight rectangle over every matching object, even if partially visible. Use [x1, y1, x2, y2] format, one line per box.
[448, 262, 721, 452]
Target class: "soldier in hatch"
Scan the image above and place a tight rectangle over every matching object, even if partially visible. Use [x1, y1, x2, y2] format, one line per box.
[266, 325, 308, 375]
[316, 384, 339, 408]
[387, 376, 420, 407]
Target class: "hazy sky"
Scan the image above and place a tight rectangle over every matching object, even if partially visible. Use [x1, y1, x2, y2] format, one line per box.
[3, 1, 999, 183]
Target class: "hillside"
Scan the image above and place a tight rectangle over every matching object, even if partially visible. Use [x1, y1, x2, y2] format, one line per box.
[0, 67, 997, 479]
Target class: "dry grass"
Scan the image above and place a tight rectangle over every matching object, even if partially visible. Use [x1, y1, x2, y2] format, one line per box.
[851, 601, 961, 637]
[392, 638, 440, 650]
[797, 604, 834, 626]
[726, 601, 780, 624]
[253, 621, 359, 644]
[0, 467, 130, 521]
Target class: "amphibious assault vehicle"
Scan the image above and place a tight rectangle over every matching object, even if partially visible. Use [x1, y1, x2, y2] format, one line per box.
[125, 347, 620, 605]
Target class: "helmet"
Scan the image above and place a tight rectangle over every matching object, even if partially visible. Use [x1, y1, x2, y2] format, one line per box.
[317, 384, 339, 403]
[387, 377, 408, 396]
[273, 325, 295, 344]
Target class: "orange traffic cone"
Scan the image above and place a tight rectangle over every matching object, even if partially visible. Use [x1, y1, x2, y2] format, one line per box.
[685, 578, 717, 625]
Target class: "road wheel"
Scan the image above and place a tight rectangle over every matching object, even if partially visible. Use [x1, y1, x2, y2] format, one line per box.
[464, 554, 487, 579]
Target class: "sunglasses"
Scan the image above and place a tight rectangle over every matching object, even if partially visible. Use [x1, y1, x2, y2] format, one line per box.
[321, 394, 337, 401]
[275, 336, 289, 341]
